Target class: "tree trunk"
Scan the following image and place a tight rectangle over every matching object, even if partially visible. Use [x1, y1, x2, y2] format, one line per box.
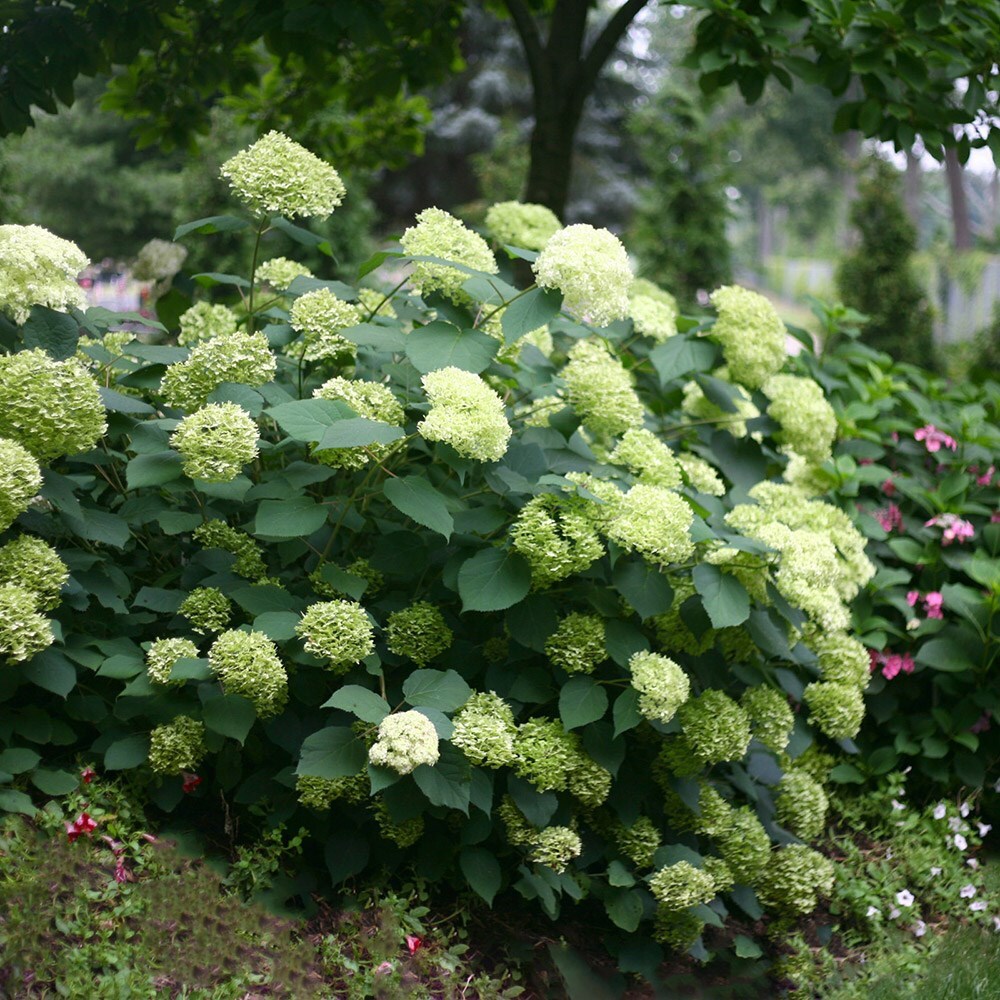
[945, 146, 973, 250]
[904, 149, 922, 232]
[524, 108, 580, 218]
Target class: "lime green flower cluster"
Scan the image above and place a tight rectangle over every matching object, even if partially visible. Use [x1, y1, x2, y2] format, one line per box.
[532, 224, 632, 327]
[708, 285, 787, 390]
[220, 131, 346, 220]
[562, 339, 643, 437]
[179, 587, 232, 634]
[177, 302, 239, 346]
[510, 493, 604, 588]
[368, 710, 440, 774]
[160, 331, 276, 412]
[567, 756, 612, 807]
[192, 520, 268, 581]
[400, 207, 498, 302]
[764, 373, 837, 464]
[703, 857, 734, 893]
[0, 349, 106, 461]
[132, 238, 187, 282]
[373, 801, 425, 847]
[513, 718, 608, 803]
[783, 450, 833, 497]
[740, 686, 794, 753]
[479, 306, 552, 366]
[757, 845, 835, 914]
[629, 294, 677, 342]
[614, 815, 661, 868]
[679, 690, 752, 764]
[677, 453, 725, 496]
[802, 680, 865, 740]
[208, 628, 288, 718]
[309, 557, 384, 598]
[0, 535, 68, 610]
[629, 651, 690, 724]
[529, 826, 582, 873]
[145, 637, 199, 686]
[681, 376, 758, 438]
[653, 909, 705, 950]
[170, 402, 259, 482]
[0, 583, 53, 663]
[386, 601, 452, 666]
[256, 256, 313, 291]
[545, 612, 605, 674]
[0, 224, 88, 323]
[806, 629, 871, 689]
[606, 484, 694, 565]
[498, 796, 537, 847]
[296, 772, 367, 810]
[0, 439, 42, 532]
[652, 580, 715, 656]
[649, 861, 717, 910]
[287, 288, 360, 364]
[716, 807, 772, 885]
[451, 691, 517, 768]
[148, 716, 207, 775]
[312, 377, 405, 469]
[418, 367, 511, 461]
[630, 277, 676, 306]
[296, 599, 374, 671]
[610, 428, 683, 487]
[485, 200, 561, 251]
[775, 770, 829, 840]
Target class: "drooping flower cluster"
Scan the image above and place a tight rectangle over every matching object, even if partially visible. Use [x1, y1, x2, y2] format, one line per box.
[708, 285, 787, 390]
[510, 493, 604, 588]
[532, 224, 631, 327]
[561, 339, 643, 437]
[160, 332, 276, 411]
[545, 613, 606, 674]
[802, 680, 865, 739]
[132, 239, 187, 282]
[208, 629, 288, 718]
[170, 402, 259, 482]
[764, 373, 837, 464]
[400, 207, 498, 302]
[146, 637, 199, 686]
[312, 377, 405, 469]
[451, 691, 517, 768]
[485, 200, 561, 251]
[179, 586, 232, 634]
[677, 453, 726, 496]
[682, 376, 758, 438]
[649, 861, 717, 911]
[757, 845, 835, 914]
[0, 535, 68, 610]
[385, 602, 453, 666]
[629, 294, 677, 342]
[177, 302, 239, 346]
[807, 630, 871, 689]
[0, 224, 88, 322]
[628, 651, 690, 724]
[148, 716, 207, 775]
[775, 770, 829, 840]
[368, 710, 440, 774]
[679, 690, 752, 765]
[0, 583, 53, 663]
[418, 367, 511, 461]
[287, 288, 360, 364]
[0, 438, 42, 532]
[256, 256, 313, 291]
[0, 349, 107, 460]
[614, 816, 662, 868]
[605, 484, 694, 565]
[296, 600, 375, 671]
[529, 826, 582, 873]
[220, 131, 346, 220]
[740, 686, 794, 753]
[610, 428, 682, 487]
[192, 520, 268, 581]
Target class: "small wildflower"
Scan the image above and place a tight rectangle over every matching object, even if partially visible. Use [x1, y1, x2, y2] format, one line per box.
[960, 800, 971, 817]
[979, 822, 992, 837]
[971, 901, 989, 912]
[925, 513, 975, 545]
[866, 905, 881, 918]
[933, 803, 947, 820]
[955, 833, 968, 850]
[889, 906, 901, 919]
[182, 773, 202, 794]
[930, 866, 942, 876]
[874, 503, 903, 532]
[882, 478, 896, 496]
[913, 920, 927, 937]
[960, 884, 977, 898]
[405, 935, 423, 955]
[81, 767, 96, 784]
[976, 465, 995, 486]
[66, 812, 97, 843]
[914, 424, 957, 453]
[896, 889, 915, 907]
[968, 858, 980, 869]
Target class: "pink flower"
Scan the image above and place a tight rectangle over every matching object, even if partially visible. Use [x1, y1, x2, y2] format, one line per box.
[881, 478, 897, 496]
[405, 935, 423, 955]
[891, 431, 900, 443]
[875, 503, 904, 532]
[871, 649, 915, 680]
[970, 712, 992, 734]
[906, 590, 920, 607]
[80, 767, 96, 784]
[977, 466, 995, 487]
[914, 425, 958, 453]
[923, 591, 944, 619]
[925, 513, 975, 545]
[992, 512, 1000, 524]
[66, 812, 97, 843]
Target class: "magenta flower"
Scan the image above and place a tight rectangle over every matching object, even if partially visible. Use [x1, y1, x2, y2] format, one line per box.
[875, 503, 903, 532]
[182, 772, 202, 794]
[970, 712, 992, 734]
[925, 513, 975, 545]
[80, 766, 96, 784]
[881, 478, 897, 497]
[923, 591, 944, 619]
[914, 424, 958, 453]
[976, 465, 995, 487]
[870, 649, 915, 680]
[906, 590, 919, 607]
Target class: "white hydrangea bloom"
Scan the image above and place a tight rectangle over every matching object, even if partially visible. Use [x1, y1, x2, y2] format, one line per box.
[369, 710, 440, 775]
[418, 367, 511, 461]
[0, 224, 88, 323]
[170, 402, 259, 482]
[400, 207, 497, 302]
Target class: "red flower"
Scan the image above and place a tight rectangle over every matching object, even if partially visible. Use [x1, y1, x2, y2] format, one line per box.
[81, 766, 96, 784]
[66, 812, 97, 843]
[181, 772, 202, 794]
[405, 935, 423, 955]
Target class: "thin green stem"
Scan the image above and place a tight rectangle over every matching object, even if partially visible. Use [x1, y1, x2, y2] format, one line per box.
[246, 218, 270, 333]
[479, 283, 538, 326]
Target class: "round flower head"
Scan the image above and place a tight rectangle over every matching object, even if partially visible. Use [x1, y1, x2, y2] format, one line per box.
[740, 686, 794, 753]
[132, 239, 187, 282]
[372, 801, 425, 847]
[630, 277, 677, 308]
[160, 331, 276, 412]
[649, 861, 717, 911]
[605, 484, 694, 565]
[679, 690, 752, 764]
[532, 224, 631, 327]
[179, 586, 232, 634]
[775, 770, 829, 841]
[368, 710, 440, 774]
[192, 520, 267, 581]
[0, 583, 53, 663]
[807, 630, 871, 690]
[452, 691, 517, 768]
[177, 301, 239, 346]
[545, 613, 605, 674]
[148, 716, 207, 776]
[704, 858, 734, 894]
[758, 845, 835, 915]
[529, 827, 582, 873]
[562, 339, 643, 438]
[146, 637, 199, 686]
[510, 493, 604, 588]
[0, 535, 68, 611]
[677, 453, 725, 497]
[615, 816, 662, 868]
[803, 681, 865, 740]
[485, 200, 561, 251]
[708, 286, 787, 390]
[296, 599, 375, 671]
[0, 438, 42, 533]
[610, 428, 683, 488]
[208, 629, 288, 718]
[296, 772, 367, 810]
[220, 131, 346, 220]
[312, 377, 405, 469]
[0, 224, 88, 323]
[170, 402, 259, 482]
[400, 207, 498, 302]
[764, 374, 837, 464]
[418, 367, 511, 462]
[653, 909, 705, 951]
[287, 288, 360, 364]
[682, 375, 758, 438]
[386, 601, 452, 666]
[513, 718, 584, 792]
[0, 349, 106, 460]
[567, 755, 612, 807]
[256, 256, 313, 292]
[717, 807, 772, 885]
[629, 651, 690, 724]
[629, 294, 677, 342]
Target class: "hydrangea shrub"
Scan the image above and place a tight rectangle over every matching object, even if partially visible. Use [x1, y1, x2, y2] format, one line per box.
[0, 135, 879, 965]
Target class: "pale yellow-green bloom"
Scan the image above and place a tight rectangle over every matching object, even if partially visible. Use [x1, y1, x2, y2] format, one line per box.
[485, 200, 561, 251]
[256, 257, 313, 291]
[170, 402, 259, 482]
[209, 629, 288, 719]
[0, 583, 53, 664]
[148, 717, 207, 775]
[562, 339, 643, 438]
[418, 367, 511, 461]
[177, 301, 239, 346]
[400, 207, 497, 302]
[287, 288, 360, 364]
[0, 535, 68, 611]
[296, 599, 375, 671]
[708, 285, 787, 390]
[146, 637, 200, 687]
[0, 438, 42, 533]
[368, 710, 440, 774]
[0, 224, 88, 323]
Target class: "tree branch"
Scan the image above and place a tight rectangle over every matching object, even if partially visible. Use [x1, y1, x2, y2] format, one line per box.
[500, 0, 550, 102]
[579, 0, 652, 96]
